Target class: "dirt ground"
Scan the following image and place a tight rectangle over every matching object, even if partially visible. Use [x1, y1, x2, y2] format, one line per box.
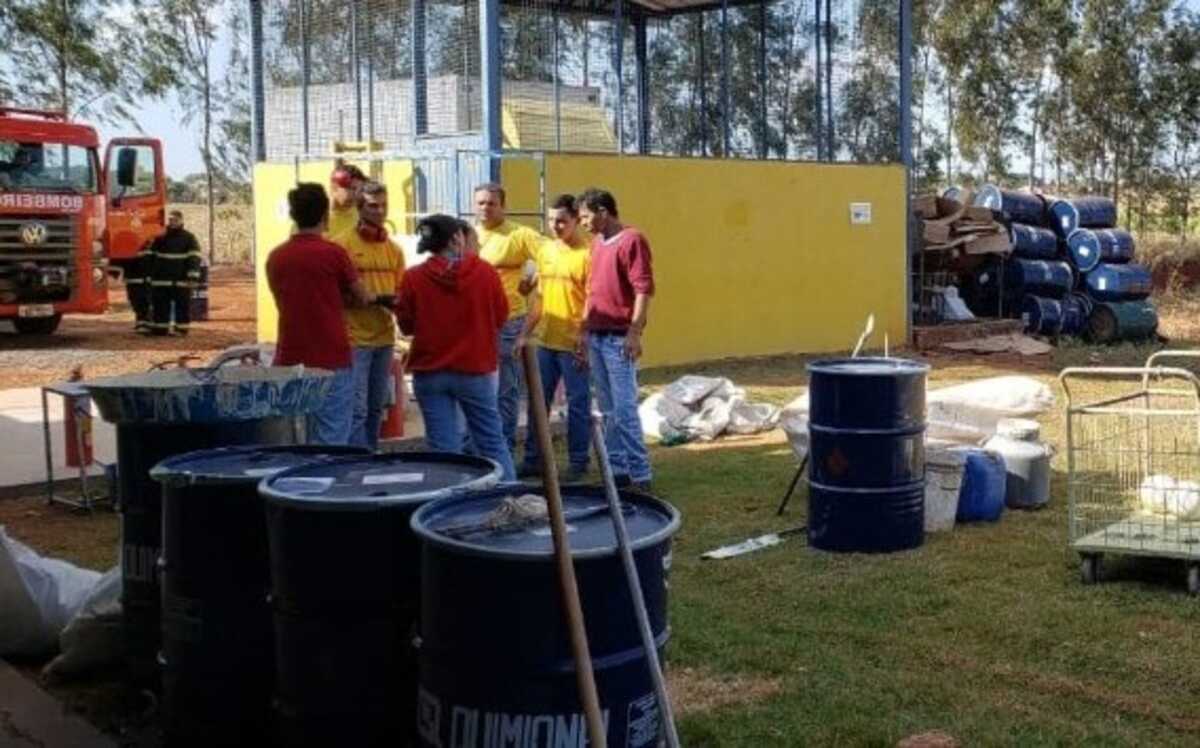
[0, 265, 258, 390]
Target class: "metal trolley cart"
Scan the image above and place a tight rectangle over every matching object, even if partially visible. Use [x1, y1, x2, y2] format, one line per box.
[1061, 351, 1200, 595]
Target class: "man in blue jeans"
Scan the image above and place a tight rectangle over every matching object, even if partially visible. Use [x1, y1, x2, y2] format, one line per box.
[266, 183, 378, 444]
[519, 194, 592, 481]
[577, 188, 655, 491]
[474, 184, 541, 455]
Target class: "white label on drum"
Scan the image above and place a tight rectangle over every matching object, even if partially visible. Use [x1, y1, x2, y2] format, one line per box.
[363, 472, 425, 485]
[273, 477, 334, 494]
[627, 692, 661, 747]
[244, 467, 284, 477]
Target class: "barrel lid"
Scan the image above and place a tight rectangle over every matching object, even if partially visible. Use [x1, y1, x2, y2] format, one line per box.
[260, 452, 502, 511]
[995, 418, 1040, 442]
[82, 366, 333, 425]
[807, 357, 930, 377]
[984, 435, 1050, 458]
[973, 184, 1002, 211]
[150, 445, 370, 486]
[1050, 199, 1080, 234]
[410, 486, 681, 561]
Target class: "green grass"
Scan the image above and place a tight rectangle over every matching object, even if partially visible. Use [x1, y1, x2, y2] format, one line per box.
[638, 322, 1200, 746]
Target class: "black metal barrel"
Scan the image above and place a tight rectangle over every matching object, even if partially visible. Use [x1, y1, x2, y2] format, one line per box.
[259, 452, 502, 747]
[807, 358, 930, 553]
[84, 367, 332, 689]
[410, 486, 681, 748]
[150, 445, 368, 748]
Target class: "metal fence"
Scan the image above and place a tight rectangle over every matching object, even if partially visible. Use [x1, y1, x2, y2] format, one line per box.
[251, 0, 910, 165]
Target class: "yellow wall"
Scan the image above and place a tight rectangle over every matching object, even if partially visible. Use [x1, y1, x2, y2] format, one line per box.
[253, 159, 413, 343]
[253, 154, 905, 366]
[526, 154, 907, 367]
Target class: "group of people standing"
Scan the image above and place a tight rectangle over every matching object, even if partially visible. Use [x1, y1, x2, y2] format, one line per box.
[266, 163, 656, 490]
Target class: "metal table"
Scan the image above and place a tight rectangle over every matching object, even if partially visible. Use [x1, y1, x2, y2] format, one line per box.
[41, 381, 112, 510]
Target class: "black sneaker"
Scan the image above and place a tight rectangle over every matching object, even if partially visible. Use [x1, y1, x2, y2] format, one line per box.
[614, 475, 632, 488]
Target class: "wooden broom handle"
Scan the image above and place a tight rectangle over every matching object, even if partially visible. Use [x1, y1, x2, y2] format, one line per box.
[521, 343, 608, 748]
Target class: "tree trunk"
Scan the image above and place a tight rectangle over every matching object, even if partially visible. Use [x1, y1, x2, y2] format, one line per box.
[946, 79, 954, 185]
[205, 50, 215, 266]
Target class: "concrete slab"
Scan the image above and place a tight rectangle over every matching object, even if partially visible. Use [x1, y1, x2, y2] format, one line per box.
[0, 659, 117, 747]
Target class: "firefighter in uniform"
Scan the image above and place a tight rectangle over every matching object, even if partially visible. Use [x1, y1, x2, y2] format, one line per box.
[125, 240, 154, 334]
[147, 210, 203, 336]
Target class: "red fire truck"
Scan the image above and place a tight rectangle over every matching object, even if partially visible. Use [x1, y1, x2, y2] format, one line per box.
[0, 107, 165, 334]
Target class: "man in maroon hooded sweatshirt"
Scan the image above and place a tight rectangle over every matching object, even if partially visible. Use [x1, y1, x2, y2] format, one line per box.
[395, 214, 515, 480]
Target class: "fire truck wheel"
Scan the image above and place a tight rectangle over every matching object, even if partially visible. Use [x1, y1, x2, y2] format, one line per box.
[13, 314, 62, 335]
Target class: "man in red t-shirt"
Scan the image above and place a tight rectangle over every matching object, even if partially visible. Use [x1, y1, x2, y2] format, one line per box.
[577, 188, 656, 491]
[266, 182, 377, 444]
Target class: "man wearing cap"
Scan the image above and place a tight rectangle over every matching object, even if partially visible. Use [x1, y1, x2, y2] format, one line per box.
[473, 183, 542, 454]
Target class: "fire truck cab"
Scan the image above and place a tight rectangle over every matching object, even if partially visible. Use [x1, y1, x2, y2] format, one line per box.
[0, 107, 165, 334]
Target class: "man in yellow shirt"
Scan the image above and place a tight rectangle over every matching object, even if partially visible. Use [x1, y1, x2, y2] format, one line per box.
[474, 182, 542, 453]
[518, 194, 592, 480]
[327, 159, 366, 240]
[333, 180, 405, 449]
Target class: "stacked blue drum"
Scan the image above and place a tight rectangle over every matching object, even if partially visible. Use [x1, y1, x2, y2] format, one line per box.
[968, 186, 1157, 342]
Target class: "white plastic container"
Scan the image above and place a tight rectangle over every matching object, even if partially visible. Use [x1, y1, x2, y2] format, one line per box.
[924, 448, 968, 532]
[984, 435, 1052, 508]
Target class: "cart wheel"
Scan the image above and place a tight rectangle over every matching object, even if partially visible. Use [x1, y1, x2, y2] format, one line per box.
[1188, 565, 1199, 597]
[1080, 555, 1101, 585]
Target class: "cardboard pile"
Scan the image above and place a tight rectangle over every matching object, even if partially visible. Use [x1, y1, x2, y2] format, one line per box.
[914, 194, 1010, 258]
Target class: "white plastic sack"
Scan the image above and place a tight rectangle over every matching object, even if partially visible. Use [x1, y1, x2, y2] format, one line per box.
[682, 394, 737, 441]
[1139, 475, 1200, 519]
[779, 391, 810, 461]
[926, 376, 1054, 445]
[43, 567, 122, 679]
[663, 376, 728, 407]
[939, 286, 975, 322]
[0, 527, 101, 657]
[638, 392, 692, 441]
[727, 400, 782, 435]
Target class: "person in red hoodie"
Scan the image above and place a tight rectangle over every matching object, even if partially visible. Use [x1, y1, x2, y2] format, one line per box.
[395, 214, 516, 480]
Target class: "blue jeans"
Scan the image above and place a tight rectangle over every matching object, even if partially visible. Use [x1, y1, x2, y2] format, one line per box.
[351, 345, 394, 450]
[589, 333, 651, 483]
[497, 316, 526, 449]
[308, 366, 355, 445]
[413, 370, 516, 481]
[523, 347, 592, 472]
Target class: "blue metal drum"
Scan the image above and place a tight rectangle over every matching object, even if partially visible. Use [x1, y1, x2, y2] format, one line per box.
[150, 445, 368, 748]
[1060, 295, 1088, 336]
[1048, 199, 1080, 238]
[1072, 196, 1118, 228]
[1005, 259, 1074, 298]
[1087, 300, 1159, 344]
[1009, 223, 1060, 260]
[1095, 228, 1135, 263]
[974, 185, 1046, 226]
[411, 486, 681, 748]
[806, 358, 929, 554]
[83, 367, 331, 689]
[1083, 263, 1152, 302]
[260, 453, 502, 748]
[1066, 229, 1103, 273]
[1020, 295, 1064, 336]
